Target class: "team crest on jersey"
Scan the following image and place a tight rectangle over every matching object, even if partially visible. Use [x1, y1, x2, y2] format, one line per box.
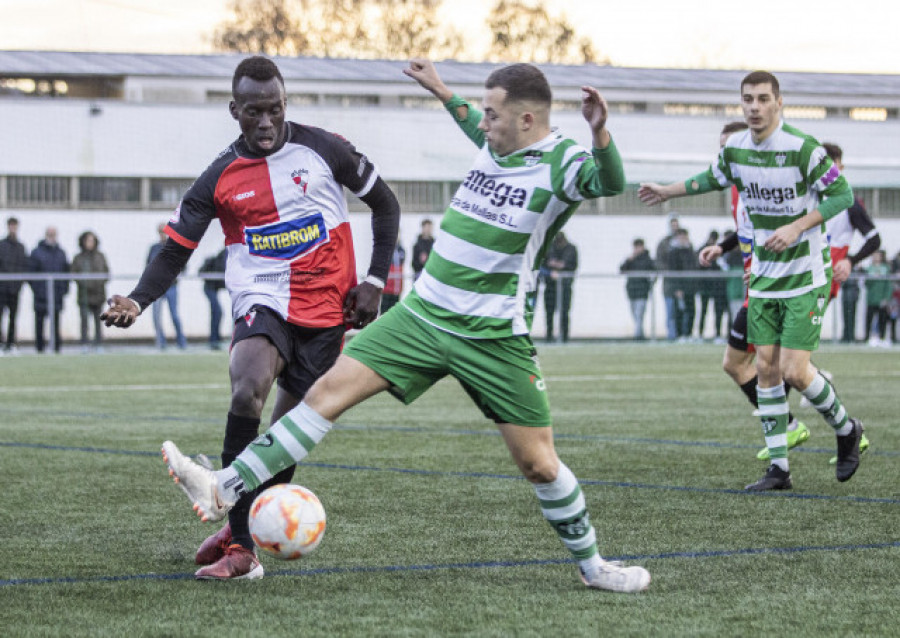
[523, 151, 542, 167]
[775, 152, 787, 167]
[244, 309, 257, 326]
[816, 296, 826, 312]
[291, 168, 310, 194]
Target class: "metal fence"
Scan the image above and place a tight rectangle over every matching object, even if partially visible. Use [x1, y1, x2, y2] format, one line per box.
[0, 270, 896, 350]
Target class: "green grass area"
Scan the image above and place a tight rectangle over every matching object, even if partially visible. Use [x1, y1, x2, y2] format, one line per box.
[1, 344, 898, 636]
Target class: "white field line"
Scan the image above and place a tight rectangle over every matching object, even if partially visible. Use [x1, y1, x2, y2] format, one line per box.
[2, 369, 898, 393]
[0, 383, 228, 393]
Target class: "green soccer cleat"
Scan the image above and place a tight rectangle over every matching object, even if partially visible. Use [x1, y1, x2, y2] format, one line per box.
[829, 432, 869, 466]
[756, 422, 810, 461]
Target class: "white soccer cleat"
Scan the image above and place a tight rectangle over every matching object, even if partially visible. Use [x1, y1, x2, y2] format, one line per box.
[580, 560, 651, 593]
[161, 440, 233, 522]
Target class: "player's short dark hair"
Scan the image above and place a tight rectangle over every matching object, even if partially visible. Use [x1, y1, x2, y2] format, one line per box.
[741, 70, 780, 98]
[485, 63, 552, 106]
[721, 121, 749, 136]
[7, 216, 18, 225]
[822, 142, 843, 162]
[633, 238, 645, 247]
[232, 56, 285, 95]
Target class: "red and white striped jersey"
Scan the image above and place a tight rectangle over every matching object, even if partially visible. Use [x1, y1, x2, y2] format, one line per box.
[165, 122, 379, 328]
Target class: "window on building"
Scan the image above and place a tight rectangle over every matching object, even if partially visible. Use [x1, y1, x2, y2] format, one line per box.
[150, 178, 194, 207]
[321, 95, 379, 107]
[7, 176, 70, 206]
[877, 188, 900, 217]
[79, 177, 140, 208]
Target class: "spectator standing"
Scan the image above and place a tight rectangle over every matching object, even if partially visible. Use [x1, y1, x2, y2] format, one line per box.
[619, 238, 655, 340]
[668, 228, 697, 341]
[71, 231, 109, 352]
[29, 226, 69, 353]
[864, 249, 891, 347]
[198, 248, 228, 350]
[655, 214, 682, 340]
[380, 240, 406, 314]
[411, 219, 434, 281]
[147, 223, 187, 350]
[696, 230, 729, 342]
[0, 217, 29, 353]
[543, 232, 578, 343]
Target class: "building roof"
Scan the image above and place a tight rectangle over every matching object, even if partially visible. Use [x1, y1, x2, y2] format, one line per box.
[2, 50, 900, 101]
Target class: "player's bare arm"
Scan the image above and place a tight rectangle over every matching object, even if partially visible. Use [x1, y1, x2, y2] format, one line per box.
[100, 294, 141, 328]
[403, 59, 454, 104]
[580, 86, 610, 149]
[637, 181, 688, 206]
[765, 209, 825, 253]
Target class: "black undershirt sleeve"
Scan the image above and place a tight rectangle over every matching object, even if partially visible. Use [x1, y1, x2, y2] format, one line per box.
[849, 234, 881, 266]
[359, 176, 400, 283]
[717, 232, 739, 254]
[128, 241, 194, 312]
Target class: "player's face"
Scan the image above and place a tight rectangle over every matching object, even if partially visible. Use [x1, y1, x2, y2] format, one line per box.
[478, 87, 523, 156]
[231, 76, 287, 156]
[741, 83, 782, 141]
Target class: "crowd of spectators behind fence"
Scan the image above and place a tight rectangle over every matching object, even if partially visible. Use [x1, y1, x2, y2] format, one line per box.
[0, 214, 898, 351]
[0, 217, 232, 354]
[622, 213, 900, 346]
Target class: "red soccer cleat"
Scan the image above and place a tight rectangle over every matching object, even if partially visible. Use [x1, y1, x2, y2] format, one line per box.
[194, 544, 264, 580]
[195, 522, 233, 566]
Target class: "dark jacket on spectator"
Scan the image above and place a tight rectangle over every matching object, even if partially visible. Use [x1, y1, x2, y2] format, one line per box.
[29, 240, 69, 313]
[620, 249, 655, 300]
[0, 234, 29, 297]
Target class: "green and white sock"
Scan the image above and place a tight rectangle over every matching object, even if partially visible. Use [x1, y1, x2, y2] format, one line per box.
[228, 402, 333, 491]
[534, 462, 601, 572]
[802, 374, 852, 435]
[758, 385, 789, 471]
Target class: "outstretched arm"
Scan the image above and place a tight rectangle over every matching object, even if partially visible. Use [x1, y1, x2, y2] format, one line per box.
[101, 240, 192, 327]
[403, 58, 454, 105]
[404, 58, 484, 147]
[638, 181, 688, 206]
[581, 86, 611, 150]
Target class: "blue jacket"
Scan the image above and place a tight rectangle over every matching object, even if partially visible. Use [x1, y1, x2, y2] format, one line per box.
[29, 240, 69, 312]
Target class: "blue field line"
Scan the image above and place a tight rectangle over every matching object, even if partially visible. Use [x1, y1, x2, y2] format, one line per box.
[1, 440, 898, 505]
[1, 540, 898, 589]
[2, 415, 898, 458]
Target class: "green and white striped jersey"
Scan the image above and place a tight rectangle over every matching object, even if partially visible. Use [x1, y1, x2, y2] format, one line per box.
[691, 121, 852, 299]
[401, 96, 625, 339]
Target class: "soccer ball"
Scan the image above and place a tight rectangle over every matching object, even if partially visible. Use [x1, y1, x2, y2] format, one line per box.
[248, 484, 326, 560]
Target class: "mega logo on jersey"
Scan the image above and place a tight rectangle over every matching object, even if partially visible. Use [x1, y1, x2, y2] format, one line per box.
[245, 213, 328, 261]
[461, 169, 527, 208]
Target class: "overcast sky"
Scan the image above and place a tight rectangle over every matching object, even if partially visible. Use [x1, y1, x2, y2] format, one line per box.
[1, 0, 897, 74]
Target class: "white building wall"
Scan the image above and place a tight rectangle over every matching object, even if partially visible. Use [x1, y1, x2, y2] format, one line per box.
[3, 98, 899, 346]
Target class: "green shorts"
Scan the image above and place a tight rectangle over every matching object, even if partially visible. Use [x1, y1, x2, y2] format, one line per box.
[747, 283, 831, 351]
[343, 305, 551, 427]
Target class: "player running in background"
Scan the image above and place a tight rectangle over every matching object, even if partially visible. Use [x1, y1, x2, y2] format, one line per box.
[161, 58, 651, 593]
[639, 71, 865, 491]
[102, 56, 400, 580]
[698, 121, 810, 462]
[814, 142, 879, 461]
